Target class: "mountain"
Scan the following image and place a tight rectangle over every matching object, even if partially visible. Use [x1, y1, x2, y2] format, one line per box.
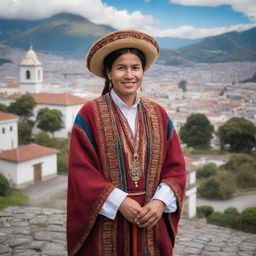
[242, 72, 256, 83]
[1, 13, 256, 65]
[0, 58, 11, 65]
[0, 13, 198, 54]
[1, 13, 114, 58]
[0, 17, 48, 41]
[156, 37, 201, 50]
[178, 28, 256, 63]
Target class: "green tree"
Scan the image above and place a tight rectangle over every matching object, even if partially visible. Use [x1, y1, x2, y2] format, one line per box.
[18, 121, 33, 145]
[180, 113, 214, 148]
[36, 108, 64, 136]
[218, 117, 256, 153]
[178, 79, 187, 92]
[0, 103, 8, 112]
[8, 95, 36, 120]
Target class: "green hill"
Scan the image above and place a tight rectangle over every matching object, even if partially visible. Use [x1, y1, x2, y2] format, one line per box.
[1, 13, 114, 58]
[176, 28, 256, 63]
[1, 13, 256, 64]
[242, 72, 256, 83]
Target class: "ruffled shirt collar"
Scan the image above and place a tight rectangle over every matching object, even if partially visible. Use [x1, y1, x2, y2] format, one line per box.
[110, 89, 140, 110]
[110, 89, 140, 136]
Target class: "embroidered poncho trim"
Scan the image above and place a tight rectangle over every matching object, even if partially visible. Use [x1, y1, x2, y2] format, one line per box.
[67, 94, 186, 255]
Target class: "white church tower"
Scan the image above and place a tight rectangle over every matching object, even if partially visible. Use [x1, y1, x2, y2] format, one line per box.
[19, 46, 43, 93]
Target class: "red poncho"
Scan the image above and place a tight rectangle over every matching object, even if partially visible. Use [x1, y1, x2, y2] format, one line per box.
[67, 94, 186, 255]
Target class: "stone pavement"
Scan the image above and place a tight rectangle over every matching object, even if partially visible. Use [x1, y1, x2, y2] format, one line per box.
[0, 207, 255, 256]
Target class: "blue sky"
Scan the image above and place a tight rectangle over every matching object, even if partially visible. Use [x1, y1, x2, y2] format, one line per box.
[103, 0, 251, 29]
[0, 0, 255, 39]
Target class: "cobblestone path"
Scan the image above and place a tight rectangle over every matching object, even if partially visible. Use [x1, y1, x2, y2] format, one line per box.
[0, 207, 255, 255]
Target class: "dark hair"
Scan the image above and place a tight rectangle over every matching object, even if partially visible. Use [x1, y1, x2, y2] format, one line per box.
[102, 48, 146, 95]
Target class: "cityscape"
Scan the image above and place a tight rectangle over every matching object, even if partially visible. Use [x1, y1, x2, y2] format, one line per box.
[0, 42, 256, 255]
[0, 0, 256, 254]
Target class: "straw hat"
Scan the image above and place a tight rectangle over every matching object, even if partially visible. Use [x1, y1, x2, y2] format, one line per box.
[86, 30, 159, 78]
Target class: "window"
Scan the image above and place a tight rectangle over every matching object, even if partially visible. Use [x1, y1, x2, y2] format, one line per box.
[10, 126, 13, 132]
[26, 70, 31, 79]
[2, 128, 5, 134]
[38, 70, 40, 79]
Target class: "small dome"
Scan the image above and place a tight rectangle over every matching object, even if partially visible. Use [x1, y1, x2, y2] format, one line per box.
[20, 46, 42, 66]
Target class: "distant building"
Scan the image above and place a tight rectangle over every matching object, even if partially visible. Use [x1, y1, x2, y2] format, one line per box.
[0, 107, 59, 189]
[0, 84, 19, 95]
[4, 92, 85, 138]
[0, 144, 59, 188]
[0, 46, 86, 138]
[19, 46, 43, 93]
[0, 111, 19, 150]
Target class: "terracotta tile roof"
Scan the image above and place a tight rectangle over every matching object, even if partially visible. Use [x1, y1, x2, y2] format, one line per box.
[0, 111, 19, 121]
[0, 143, 60, 162]
[3, 84, 20, 88]
[9, 93, 86, 106]
[9, 93, 24, 99]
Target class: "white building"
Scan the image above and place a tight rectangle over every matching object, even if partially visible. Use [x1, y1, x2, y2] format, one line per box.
[0, 84, 20, 95]
[0, 111, 19, 150]
[19, 46, 43, 93]
[7, 92, 85, 138]
[0, 47, 86, 138]
[0, 108, 60, 189]
[0, 143, 59, 188]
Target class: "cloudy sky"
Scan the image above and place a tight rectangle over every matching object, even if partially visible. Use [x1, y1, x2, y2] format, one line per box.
[0, 0, 256, 39]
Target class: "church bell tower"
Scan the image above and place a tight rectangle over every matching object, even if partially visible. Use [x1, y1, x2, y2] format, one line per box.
[19, 46, 43, 93]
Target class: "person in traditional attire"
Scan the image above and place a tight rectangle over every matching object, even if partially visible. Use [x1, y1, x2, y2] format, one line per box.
[67, 30, 186, 256]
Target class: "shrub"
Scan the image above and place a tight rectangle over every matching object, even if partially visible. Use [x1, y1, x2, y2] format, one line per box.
[240, 207, 256, 233]
[236, 163, 256, 188]
[57, 152, 68, 173]
[197, 205, 214, 218]
[224, 207, 240, 228]
[0, 173, 11, 196]
[216, 172, 236, 199]
[222, 153, 254, 172]
[51, 137, 69, 152]
[205, 207, 256, 234]
[207, 212, 227, 226]
[34, 132, 53, 147]
[198, 178, 221, 199]
[197, 163, 217, 179]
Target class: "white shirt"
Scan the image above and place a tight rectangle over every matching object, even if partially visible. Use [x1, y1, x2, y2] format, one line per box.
[99, 90, 177, 219]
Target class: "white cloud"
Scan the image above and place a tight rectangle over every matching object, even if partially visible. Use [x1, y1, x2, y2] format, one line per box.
[155, 23, 256, 39]
[171, 0, 256, 22]
[0, 0, 158, 31]
[0, 0, 255, 40]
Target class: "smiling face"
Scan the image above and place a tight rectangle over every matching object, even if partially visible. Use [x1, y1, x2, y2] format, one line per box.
[107, 52, 144, 106]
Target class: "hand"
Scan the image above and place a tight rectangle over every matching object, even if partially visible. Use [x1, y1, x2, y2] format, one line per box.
[135, 200, 165, 229]
[119, 197, 142, 224]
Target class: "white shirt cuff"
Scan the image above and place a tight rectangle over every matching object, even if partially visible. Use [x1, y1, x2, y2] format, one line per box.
[99, 188, 128, 220]
[152, 182, 177, 213]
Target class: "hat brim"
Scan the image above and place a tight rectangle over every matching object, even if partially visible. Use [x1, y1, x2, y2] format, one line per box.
[86, 30, 159, 78]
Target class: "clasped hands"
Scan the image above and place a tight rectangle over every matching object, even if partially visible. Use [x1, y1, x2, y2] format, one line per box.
[119, 197, 165, 229]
